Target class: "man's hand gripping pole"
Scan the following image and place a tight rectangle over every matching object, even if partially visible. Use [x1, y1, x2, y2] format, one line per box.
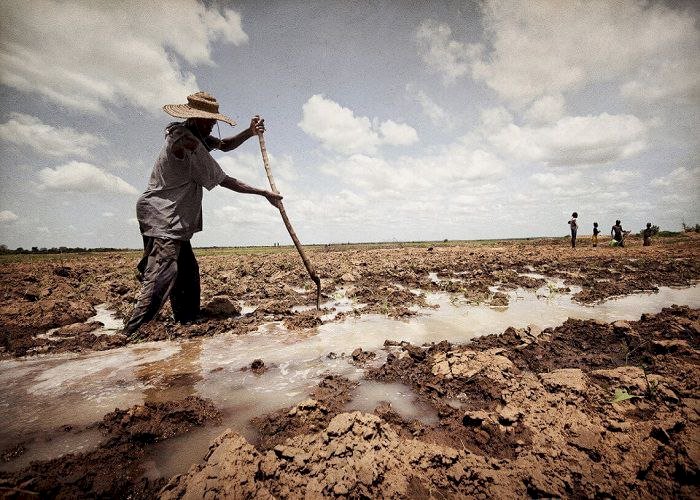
[257, 132, 321, 310]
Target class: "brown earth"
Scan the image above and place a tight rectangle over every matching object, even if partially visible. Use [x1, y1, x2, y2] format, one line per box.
[157, 306, 699, 499]
[1, 234, 698, 357]
[0, 306, 698, 498]
[0, 236, 698, 498]
[0, 396, 220, 499]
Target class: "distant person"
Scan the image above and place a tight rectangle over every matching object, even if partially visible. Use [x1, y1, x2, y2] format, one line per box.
[611, 220, 625, 247]
[592, 222, 600, 247]
[643, 222, 653, 246]
[568, 212, 578, 248]
[124, 92, 282, 338]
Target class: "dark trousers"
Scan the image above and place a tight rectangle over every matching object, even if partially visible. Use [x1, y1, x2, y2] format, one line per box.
[124, 236, 200, 335]
[570, 229, 577, 248]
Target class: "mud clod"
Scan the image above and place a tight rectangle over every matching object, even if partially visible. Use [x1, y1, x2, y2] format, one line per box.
[250, 358, 267, 374]
[0, 397, 221, 499]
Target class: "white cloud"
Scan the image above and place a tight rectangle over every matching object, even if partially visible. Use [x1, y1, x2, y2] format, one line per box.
[216, 150, 297, 193]
[38, 161, 139, 194]
[102, 212, 115, 217]
[601, 169, 639, 185]
[298, 95, 417, 154]
[319, 155, 414, 192]
[0, 113, 104, 158]
[531, 171, 583, 188]
[379, 120, 418, 146]
[480, 107, 513, 133]
[621, 56, 700, 102]
[217, 153, 265, 185]
[402, 145, 507, 186]
[0, 1, 248, 114]
[0, 210, 19, 223]
[416, 19, 480, 85]
[299, 96, 379, 154]
[455, 0, 700, 105]
[651, 167, 700, 188]
[212, 198, 279, 226]
[523, 95, 565, 125]
[488, 113, 648, 166]
[293, 190, 369, 225]
[405, 84, 452, 127]
[319, 139, 506, 196]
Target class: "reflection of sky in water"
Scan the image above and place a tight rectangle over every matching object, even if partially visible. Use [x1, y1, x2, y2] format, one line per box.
[1, 283, 698, 474]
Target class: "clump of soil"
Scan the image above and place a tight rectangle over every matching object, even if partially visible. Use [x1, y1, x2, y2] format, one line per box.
[0, 397, 221, 498]
[165, 307, 700, 498]
[250, 375, 358, 451]
[100, 396, 221, 443]
[350, 347, 376, 365]
[241, 359, 269, 375]
[283, 309, 322, 329]
[162, 411, 513, 499]
[201, 295, 241, 317]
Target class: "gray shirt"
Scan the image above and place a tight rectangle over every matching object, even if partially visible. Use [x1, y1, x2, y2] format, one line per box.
[136, 124, 226, 241]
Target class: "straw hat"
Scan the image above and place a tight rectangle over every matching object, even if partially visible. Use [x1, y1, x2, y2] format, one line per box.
[163, 91, 236, 126]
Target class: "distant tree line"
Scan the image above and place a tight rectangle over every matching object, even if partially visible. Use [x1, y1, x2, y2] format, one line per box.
[1, 222, 698, 255]
[682, 222, 700, 233]
[0, 245, 128, 255]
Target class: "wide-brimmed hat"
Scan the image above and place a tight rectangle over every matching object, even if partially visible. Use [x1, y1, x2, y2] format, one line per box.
[163, 91, 235, 126]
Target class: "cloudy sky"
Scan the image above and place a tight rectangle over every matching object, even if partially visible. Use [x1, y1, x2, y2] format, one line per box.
[0, 0, 698, 249]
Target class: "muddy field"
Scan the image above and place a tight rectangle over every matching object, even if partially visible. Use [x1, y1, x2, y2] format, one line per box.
[0, 234, 699, 498]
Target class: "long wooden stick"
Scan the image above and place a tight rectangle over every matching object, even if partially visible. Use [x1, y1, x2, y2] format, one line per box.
[258, 132, 321, 309]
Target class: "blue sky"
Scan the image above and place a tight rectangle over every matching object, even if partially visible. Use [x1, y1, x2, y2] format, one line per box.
[0, 0, 698, 249]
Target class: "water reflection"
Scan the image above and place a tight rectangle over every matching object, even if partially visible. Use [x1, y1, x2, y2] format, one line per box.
[1, 283, 698, 474]
[137, 340, 204, 403]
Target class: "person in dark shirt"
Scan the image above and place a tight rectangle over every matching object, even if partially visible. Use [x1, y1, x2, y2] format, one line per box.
[643, 222, 653, 246]
[611, 220, 625, 247]
[592, 222, 600, 247]
[568, 212, 578, 248]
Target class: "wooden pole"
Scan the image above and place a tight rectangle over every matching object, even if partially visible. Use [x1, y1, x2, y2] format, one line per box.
[258, 132, 321, 309]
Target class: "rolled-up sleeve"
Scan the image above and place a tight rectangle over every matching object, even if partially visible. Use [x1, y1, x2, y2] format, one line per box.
[190, 143, 226, 190]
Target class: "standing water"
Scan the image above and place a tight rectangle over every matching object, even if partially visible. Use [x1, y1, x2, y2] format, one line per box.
[1, 282, 698, 476]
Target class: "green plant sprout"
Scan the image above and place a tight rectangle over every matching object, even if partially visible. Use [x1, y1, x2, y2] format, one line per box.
[610, 388, 642, 404]
[380, 299, 389, 315]
[641, 365, 659, 399]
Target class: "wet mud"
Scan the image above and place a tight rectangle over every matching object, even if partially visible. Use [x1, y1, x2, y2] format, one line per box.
[1, 236, 699, 498]
[160, 306, 699, 499]
[6, 306, 696, 498]
[1, 235, 698, 357]
[0, 396, 220, 499]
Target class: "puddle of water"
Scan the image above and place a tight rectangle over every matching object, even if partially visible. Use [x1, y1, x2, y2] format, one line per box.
[292, 288, 359, 321]
[0, 344, 180, 455]
[240, 302, 257, 315]
[36, 304, 123, 341]
[92, 304, 124, 332]
[1, 283, 698, 475]
[0, 427, 103, 473]
[344, 381, 439, 425]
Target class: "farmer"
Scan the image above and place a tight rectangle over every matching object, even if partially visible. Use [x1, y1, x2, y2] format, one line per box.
[568, 212, 578, 248]
[643, 222, 654, 246]
[124, 91, 282, 337]
[592, 222, 600, 247]
[611, 220, 625, 247]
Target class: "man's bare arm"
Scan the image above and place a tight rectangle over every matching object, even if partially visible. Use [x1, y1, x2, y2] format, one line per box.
[217, 116, 265, 152]
[219, 175, 282, 207]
